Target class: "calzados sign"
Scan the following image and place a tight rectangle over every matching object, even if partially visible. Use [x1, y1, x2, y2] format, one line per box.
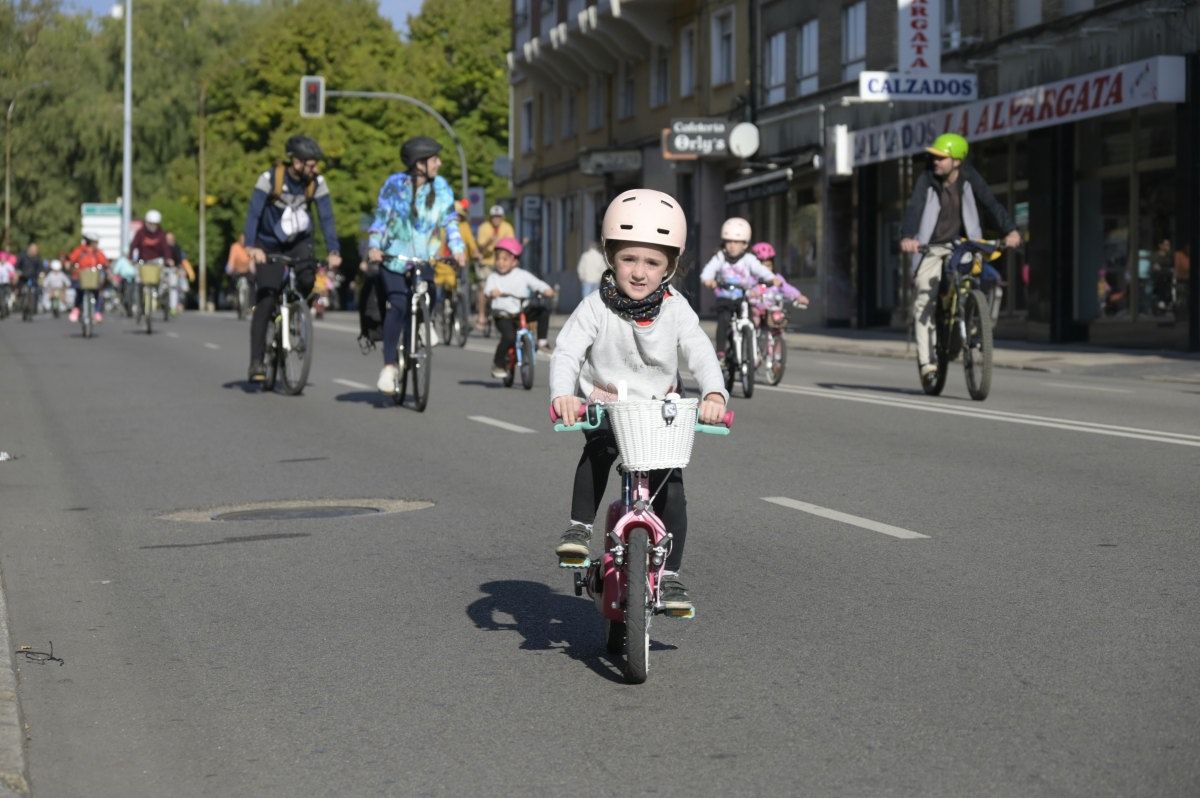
[848, 56, 1185, 168]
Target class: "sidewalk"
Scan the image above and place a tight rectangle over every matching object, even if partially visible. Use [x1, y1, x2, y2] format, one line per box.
[542, 312, 1200, 384]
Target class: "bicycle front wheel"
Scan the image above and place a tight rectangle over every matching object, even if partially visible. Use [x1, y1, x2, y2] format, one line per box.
[519, 335, 535, 390]
[263, 319, 280, 392]
[81, 292, 93, 338]
[740, 328, 755, 398]
[453, 289, 469, 347]
[142, 287, 154, 334]
[624, 529, 652, 684]
[766, 331, 787, 385]
[963, 289, 993, 401]
[281, 300, 313, 396]
[409, 303, 432, 411]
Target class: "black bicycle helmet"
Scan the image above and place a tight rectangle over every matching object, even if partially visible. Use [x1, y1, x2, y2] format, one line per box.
[401, 135, 442, 168]
[285, 134, 324, 161]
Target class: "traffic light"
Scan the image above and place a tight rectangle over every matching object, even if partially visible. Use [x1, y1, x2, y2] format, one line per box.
[300, 75, 325, 118]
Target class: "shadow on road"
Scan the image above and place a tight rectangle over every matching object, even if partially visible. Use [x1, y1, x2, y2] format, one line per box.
[334, 391, 395, 408]
[816, 381, 969, 400]
[140, 532, 311, 550]
[221, 380, 263, 395]
[466, 579, 676, 684]
[457, 380, 505, 390]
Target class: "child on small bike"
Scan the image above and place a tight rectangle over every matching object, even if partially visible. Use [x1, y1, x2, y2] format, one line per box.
[700, 218, 780, 356]
[484, 237, 555, 379]
[748, 242, 808, 323]
[549, 189, 728, 613]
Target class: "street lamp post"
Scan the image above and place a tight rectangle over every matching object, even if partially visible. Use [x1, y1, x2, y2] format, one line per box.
[121, 0, 133, 257]
[3, 81, 50, 252]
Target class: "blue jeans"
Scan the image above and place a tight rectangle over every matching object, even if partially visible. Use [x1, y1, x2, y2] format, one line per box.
[380, 264, 433, 365]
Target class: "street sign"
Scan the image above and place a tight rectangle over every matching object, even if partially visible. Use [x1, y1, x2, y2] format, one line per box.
[521, 195, 542, 223]
[491, 156, 512, 179]
[859, 71, 977, 102]
[727, 122, 760, 158]
[466, 186, 486, 223]
[664, 118, 729, 158]
[80, 202, 122, 259]
[578, 149, 642, 175]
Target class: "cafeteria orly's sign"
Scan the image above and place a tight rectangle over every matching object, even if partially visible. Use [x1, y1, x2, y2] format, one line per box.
[847, 55, 1185, 168]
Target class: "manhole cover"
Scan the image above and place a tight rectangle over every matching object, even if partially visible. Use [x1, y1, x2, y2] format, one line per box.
[213, 506, 380, 522]
[160, 498, 433, 523]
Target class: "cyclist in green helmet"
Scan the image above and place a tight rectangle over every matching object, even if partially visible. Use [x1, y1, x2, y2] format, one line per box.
[899, 132, 1022, 386]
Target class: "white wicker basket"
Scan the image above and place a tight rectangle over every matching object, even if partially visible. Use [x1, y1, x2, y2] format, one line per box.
[606, 398, 698, 471]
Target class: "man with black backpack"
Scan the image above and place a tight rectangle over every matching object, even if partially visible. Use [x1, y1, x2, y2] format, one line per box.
[243, 134, 342, 382]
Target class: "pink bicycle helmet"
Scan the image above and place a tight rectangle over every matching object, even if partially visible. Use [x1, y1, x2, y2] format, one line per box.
[750, 242, 776, 261]
[720, 217, 752, 243]
[494, 237, 523, 257]
[601, 189, 687, 253]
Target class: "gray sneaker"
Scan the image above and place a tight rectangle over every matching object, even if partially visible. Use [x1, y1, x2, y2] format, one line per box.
[555, 523, 591, 568]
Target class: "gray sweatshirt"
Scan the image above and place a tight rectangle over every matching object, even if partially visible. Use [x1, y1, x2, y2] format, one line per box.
[483, 268, 553, 315]
[549, 290, 729, 403]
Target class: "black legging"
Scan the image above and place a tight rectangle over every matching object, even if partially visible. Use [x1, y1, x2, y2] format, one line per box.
[713, 297, 741, 354]
[570, 422, 688, 572]
[492, 306, 549, 368]
[249, 242, 315, 364]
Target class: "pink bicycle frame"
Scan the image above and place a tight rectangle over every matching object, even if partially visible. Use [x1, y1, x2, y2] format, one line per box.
[594, 473, 671, 622]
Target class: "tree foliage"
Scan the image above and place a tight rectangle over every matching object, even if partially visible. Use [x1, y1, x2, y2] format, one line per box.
[2, 0, 511, 282]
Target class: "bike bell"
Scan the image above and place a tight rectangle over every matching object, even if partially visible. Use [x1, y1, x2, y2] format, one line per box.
[661, 392, 680, 425]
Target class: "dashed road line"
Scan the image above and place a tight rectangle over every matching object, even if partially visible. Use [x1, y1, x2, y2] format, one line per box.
[1042, 381, 1132, 394]
[468, 415, 536, 434]
[203, 342, 220, 350]
[166, 331, 180, 339]
[815, 359, 883, 370]
[333, 378, 371, 390]
[762, 497, 930, 540]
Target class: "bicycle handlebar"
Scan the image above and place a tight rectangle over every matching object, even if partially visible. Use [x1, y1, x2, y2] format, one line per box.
[550, 402, 734, 435]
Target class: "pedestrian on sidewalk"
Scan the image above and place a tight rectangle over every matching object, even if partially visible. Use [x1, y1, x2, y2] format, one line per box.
[576, 239, 606, 298]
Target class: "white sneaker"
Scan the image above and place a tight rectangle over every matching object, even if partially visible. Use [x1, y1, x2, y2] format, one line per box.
[377, 364, 400, 394]
[430, 326, 441, 347]
[919, 363, 938, 380]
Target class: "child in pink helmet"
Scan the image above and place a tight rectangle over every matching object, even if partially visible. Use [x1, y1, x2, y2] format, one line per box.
[483, 237, 555, 379]
[748, 241, 808, 314]
[549, 189, 728, 614]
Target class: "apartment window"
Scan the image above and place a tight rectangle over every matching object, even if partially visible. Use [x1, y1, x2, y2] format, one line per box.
[842, 1, 866, 82]
[562, 90, 576, 139]
[1015, 0, 1042, 28]
[711, 7, 734, 86]
[587, 73, 605, 131]
[679, 25, 695, 97]
[763, 32, 786, 106]
[796, 19, 819, 96]
[520, 98, 534, 153]
[619, 60, 635, 119]
[542, 93, 556, 145]
[651, 46, 670, 108]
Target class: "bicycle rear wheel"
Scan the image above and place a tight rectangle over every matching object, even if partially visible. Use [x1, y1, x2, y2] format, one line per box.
[740, 328, 755, 398]
[624, 529, 652, 684]
[519, 335, 535, 390]
[963, 289, 993, 401]
[761, 330, 787, 385]
[281, 300, 313, 396]
[409, 303, 432, 411]
[236, 278, 251, 320]
[453, 288, 469, 347]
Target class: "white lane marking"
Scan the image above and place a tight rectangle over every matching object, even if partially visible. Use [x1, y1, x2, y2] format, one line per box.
[313, 321, 360, 335]
[763, 497, 930, 540]
[333, 378, 371, 390]
[166, 331, 180, 339]
[816, 360, 883, 370]
[1043, 381, 1133, 394]
[468, 415, 536, 434]
[759, 383, 1200, 448]
[203, 342, 220, 350]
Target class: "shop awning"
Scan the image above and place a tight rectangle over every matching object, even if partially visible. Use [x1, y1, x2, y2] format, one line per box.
[724, 168, 793, 204]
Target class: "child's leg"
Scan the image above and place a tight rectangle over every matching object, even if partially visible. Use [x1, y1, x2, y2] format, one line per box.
[650, 469, 687, 572]
[493, 315, 516, 368]
[714, 301, 735, 350]
[570, 427, 619, 525]
[529, 306, 550, 342]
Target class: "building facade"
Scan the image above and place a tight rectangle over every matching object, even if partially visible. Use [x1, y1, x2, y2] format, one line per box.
[509, 0, 1199, 350]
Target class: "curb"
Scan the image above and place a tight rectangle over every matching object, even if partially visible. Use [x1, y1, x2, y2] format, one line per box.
[0, 571, 28, 796]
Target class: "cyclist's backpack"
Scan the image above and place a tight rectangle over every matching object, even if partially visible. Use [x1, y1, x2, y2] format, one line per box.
[357, 271, 386, 353]
[269, 162, 316, 204]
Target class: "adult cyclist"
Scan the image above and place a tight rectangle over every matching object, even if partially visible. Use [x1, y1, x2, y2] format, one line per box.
[366, 135, 466, 394]
[899, 133, 1021, 387]
[243, 134, 341, 382]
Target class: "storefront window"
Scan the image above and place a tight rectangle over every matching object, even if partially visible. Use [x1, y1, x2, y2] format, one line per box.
[786, 186, 819, 280]
[1136, 167, 1177, 319]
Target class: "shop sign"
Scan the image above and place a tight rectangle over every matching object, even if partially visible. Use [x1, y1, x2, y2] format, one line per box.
[724, 168, 793, 206]
[664, 118, 730, 158]
[579, 149, 642, 175]
[846, 55, 1185, 168]
[897, 0, 941, 73]
[859, 71, 977, 102]
[521, 195, 542, 222]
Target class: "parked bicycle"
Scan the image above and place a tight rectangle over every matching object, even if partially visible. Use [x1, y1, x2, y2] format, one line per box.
[718, 280, 763, 398]
[136, 260, 162, 335]
[552, 396, 732, 683]
[918, 238, 1006, 401]
[261, 254, 314, 396]
[495, 293, 543, 390]
[378, 257, 433, 411]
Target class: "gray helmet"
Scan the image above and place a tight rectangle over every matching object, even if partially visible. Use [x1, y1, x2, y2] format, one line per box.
[285, 134, 324, 161]
[401, 135, 442, 169]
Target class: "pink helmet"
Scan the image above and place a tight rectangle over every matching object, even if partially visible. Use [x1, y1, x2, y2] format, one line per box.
[750, 242, 776, 261]
[601, 189, 687, 253]
[720, 217, 752, 242]
[494, 237, 523, 257]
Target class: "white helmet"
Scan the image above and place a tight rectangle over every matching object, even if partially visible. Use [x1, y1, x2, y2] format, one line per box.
[720, 217, 752, 243]
[488, 205, 505, 217]
[50, 259, 63, 271]
[601, 189, 687, 253]
[145, 209, 162, 225]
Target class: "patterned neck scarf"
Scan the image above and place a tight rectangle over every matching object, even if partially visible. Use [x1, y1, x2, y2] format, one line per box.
[598, 270, 667, 323]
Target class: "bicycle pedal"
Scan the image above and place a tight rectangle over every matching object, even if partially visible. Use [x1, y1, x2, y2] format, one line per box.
[660, 607, 696, 620]
[558, 556, 590, 570]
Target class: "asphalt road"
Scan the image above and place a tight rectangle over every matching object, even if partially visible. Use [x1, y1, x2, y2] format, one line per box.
[1, 310, 1197, 797]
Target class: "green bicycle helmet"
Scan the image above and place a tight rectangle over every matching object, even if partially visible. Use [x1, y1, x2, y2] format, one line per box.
[926, 132, 968, 161]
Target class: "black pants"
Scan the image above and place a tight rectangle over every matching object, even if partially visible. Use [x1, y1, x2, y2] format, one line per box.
[571, 423, 688, 572]
[493, 306, 548, 368]
[714, 298, 741, 353]
[250, 242, 315, 364]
